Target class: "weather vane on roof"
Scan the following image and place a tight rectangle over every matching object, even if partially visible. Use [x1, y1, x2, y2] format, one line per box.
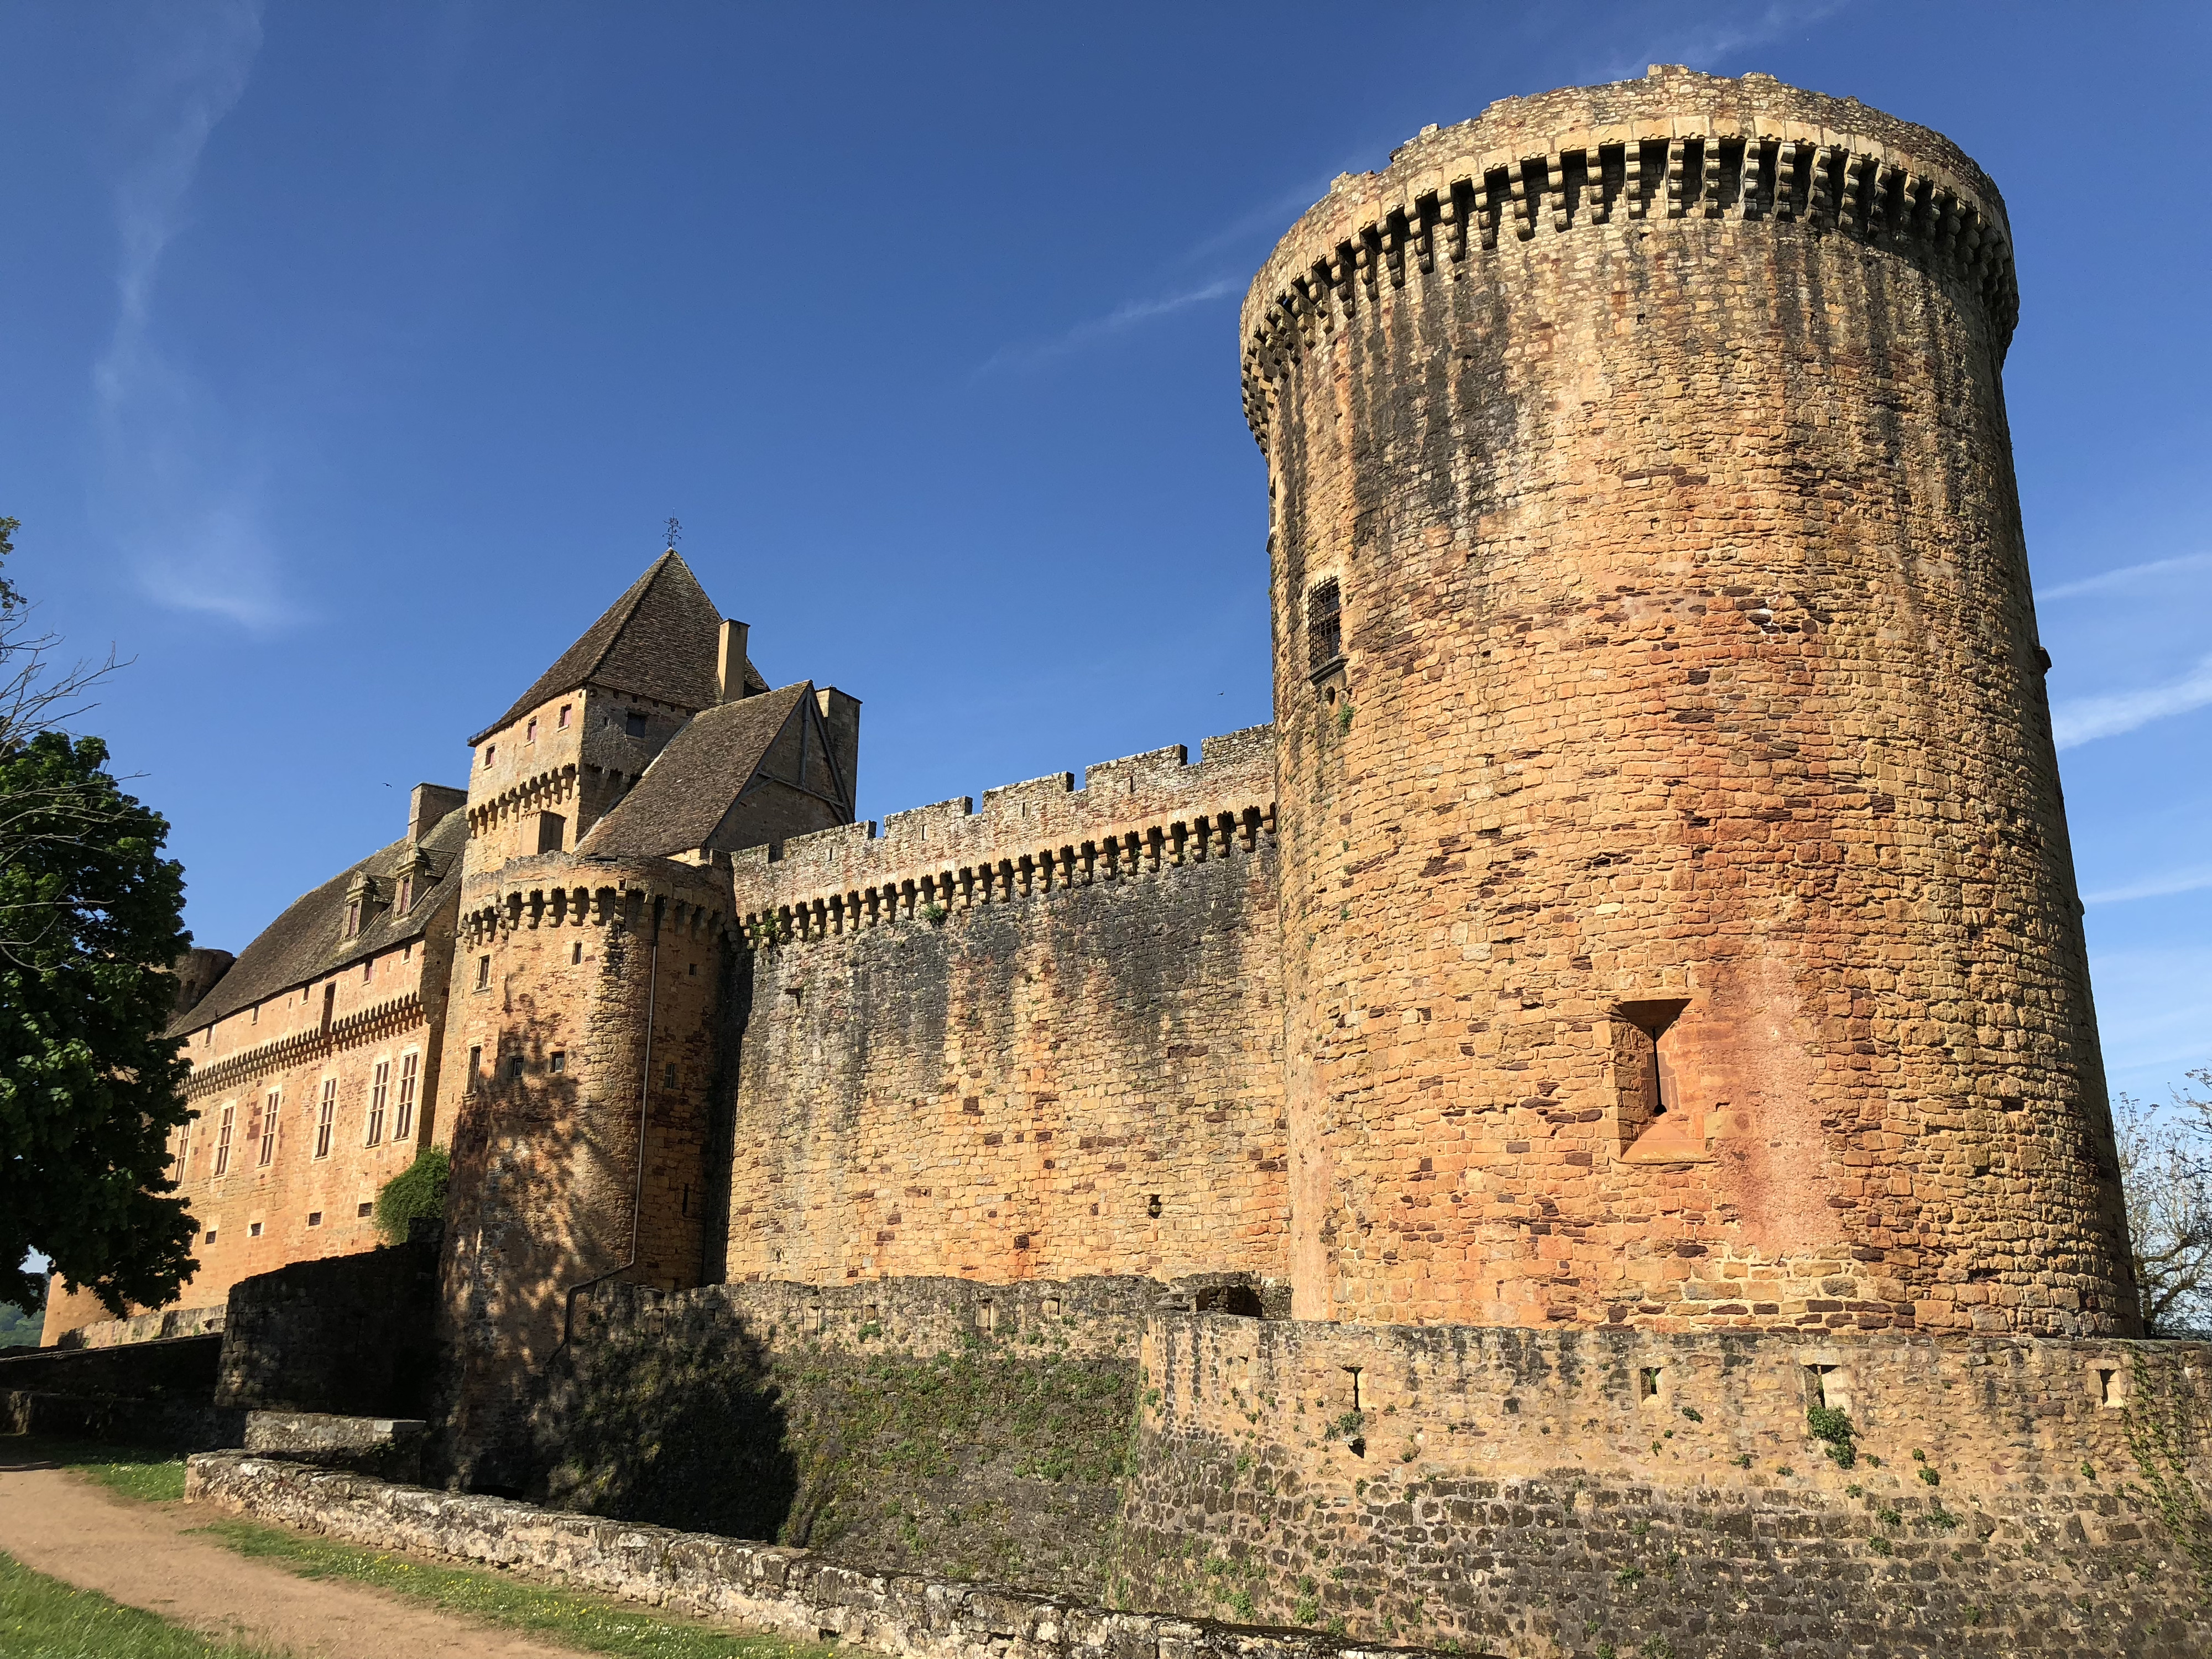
[664, 516, 683, 550]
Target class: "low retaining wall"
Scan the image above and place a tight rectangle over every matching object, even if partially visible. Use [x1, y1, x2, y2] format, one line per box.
[186, 1453, 1468, 1659]
[1118, 1317, 2212, 1657]
[0, 1332, 222, 1400]
[4, 1390, 246, 1451]
[50, 1305, 225, 1350]
[217, 1240, 440, 1416]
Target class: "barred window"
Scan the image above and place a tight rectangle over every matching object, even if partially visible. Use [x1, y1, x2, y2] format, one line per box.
[1308, 578, 1342, 674]
[315, 1078, 336, 1160]
[258, 1089, 280, 1166]
[213, 1103, 234, 1176]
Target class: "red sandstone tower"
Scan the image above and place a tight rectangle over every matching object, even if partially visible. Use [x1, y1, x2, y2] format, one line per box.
[1248, 67, 2138, 1335]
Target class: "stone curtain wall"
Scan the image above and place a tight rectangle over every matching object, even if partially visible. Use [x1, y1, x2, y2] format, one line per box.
[527, 1279, 1154, 1595]
[1246, 67, 2131, 1332]
[1115, 1315, 2212, 1656]
[187, 1453, 1475, 1659]
[720, 729, 1287, 1289]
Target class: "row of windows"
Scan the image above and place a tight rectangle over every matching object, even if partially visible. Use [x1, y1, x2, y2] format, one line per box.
[479, 701, 659, 769]
[180, 1051, 420, 1179]
[200, 1201, 375, 1246]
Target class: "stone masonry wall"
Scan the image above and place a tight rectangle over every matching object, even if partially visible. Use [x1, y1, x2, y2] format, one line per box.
[1245, 67, 2132, 1332]
[215, 1239, 441, 1417]
[1116, 1315, 2211, 1657]
[187, 1451, 1471, 1659]
[436, 854, 731, 1485]
[526, 1277, 1166, 1594]
[720, 729, 1285, 1289]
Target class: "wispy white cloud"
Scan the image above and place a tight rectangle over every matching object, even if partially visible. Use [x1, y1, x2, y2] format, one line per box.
[2051, 655, 2212, 750]
[92, 2, 294, 633]
[1581, 0, 1848, 86]
[2084, 865, 2212, 906]
[2037, 551, 2212, 603]
[975, 277, 1242, 377]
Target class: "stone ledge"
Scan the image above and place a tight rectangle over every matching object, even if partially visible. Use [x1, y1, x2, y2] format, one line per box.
[185, 1453, 1479, 1659]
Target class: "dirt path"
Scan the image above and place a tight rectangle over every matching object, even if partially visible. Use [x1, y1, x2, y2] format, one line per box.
[0, 1445, 580, 1659]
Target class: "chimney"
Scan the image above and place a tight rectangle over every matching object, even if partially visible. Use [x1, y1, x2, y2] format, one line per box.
[717, 619, 752, 702]
[409, 782, 468, 843]
[814, 687, 861, 818]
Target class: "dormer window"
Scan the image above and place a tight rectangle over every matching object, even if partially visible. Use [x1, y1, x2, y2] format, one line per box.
[345, 900, 362, 937]
[393, 850, 432, 915]
[343, 874, 378, 939]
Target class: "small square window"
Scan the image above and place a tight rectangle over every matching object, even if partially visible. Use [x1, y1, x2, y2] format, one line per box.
[205, 1228, 218, 1243]
[248, 1220, 263, 1238]
[688, 962, 697, 977]
[307, 1211, 322, 1227]
[550, 1052, 566, 1073]
[508, 1055, 525, 1081]
[624, 710, 648, 738]
[484, 744, 496, 766]
[357, 1201, 373, 1218]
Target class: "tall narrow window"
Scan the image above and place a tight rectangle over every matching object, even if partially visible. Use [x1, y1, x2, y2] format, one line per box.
[345, 899, 362, 936]
[1308, 578, 1343, 674]
[367, 1060, 389, 1145]
[1614, 999, 1693, 1157]
[526, 717, 538, 743]
[394, 1051, 419, 1141]
[476, 954, 491, 990]
[213, 1103, 235, 1176]
[315, 1078, 336, 1160]
[258, 1089, 280, 1166]
[557, 703, 572, 729]
[174, 1121, 192, 1180]
[395, 873, 414, 912]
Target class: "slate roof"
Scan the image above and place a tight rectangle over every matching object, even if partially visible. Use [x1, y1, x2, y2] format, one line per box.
[170, 806, 471, 1037]
[467, 551, 768, 747]
[578, 683, 812, 859]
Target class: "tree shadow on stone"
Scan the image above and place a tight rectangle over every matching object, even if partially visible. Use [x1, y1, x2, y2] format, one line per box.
[529, 1293, 799, 1544]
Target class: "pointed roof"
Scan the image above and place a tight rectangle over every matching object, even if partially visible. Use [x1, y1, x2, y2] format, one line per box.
[467, 551, 766, 746]
[578, 682, 816, 859]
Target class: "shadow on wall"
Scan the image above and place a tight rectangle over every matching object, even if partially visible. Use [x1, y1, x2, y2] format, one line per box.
[531, 1308, 800, 1543]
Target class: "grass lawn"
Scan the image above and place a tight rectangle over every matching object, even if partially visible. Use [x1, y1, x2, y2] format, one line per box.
[195, 1517, 833, 1659]
[9, 1437, 189, 1503]
[0, 1547, 275, 1658]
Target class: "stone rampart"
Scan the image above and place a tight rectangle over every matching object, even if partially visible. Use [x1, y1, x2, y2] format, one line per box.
[719, 730, 1285, 1289]
[186, 1452, 1466, 1659]
[1117, 1316, 2211, 1656]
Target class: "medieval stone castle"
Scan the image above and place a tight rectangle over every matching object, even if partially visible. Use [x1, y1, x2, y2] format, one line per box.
[34, 69, 2188, 1658]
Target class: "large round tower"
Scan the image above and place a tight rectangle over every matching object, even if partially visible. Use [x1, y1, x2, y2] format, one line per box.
[1247, 67, 2136, 1335]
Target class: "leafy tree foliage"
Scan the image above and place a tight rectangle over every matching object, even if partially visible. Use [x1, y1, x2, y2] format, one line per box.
[373, 1144, 451, 1244]
[0, 518, 196, 1317]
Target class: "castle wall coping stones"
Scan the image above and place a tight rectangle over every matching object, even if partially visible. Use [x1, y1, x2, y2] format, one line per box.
[730, 726, 1275, 945]
[185, 1453, 1479, 1659]
[1240, 67, 2019, 448]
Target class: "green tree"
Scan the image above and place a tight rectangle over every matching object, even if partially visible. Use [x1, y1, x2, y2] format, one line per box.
[0, 517, 196, 1316]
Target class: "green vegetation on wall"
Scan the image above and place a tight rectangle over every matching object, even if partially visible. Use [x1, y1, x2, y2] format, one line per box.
[372, 1146, 450, 1244]
[536, 1313, 1139, 1595]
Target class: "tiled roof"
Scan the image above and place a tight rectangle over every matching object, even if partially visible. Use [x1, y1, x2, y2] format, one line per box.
[577, 684, 812, 859]
[171, 806, 470, 1037]
[466, 551, 766, 747]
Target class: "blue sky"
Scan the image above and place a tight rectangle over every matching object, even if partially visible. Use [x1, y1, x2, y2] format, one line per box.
[0, 2, 2204, 1108]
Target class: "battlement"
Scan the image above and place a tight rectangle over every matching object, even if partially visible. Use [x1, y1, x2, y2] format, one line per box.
[182, 990, 429, 1100]
[730, 724, 1274, 947]
[457, 853, 734, 948]
[1239, 67, 2018, 449]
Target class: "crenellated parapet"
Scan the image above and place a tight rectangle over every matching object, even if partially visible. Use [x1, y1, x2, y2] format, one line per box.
[730, 725, 1274, 950]
[1239, 66, 2018, 450]
[456, 853, 734, 950]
